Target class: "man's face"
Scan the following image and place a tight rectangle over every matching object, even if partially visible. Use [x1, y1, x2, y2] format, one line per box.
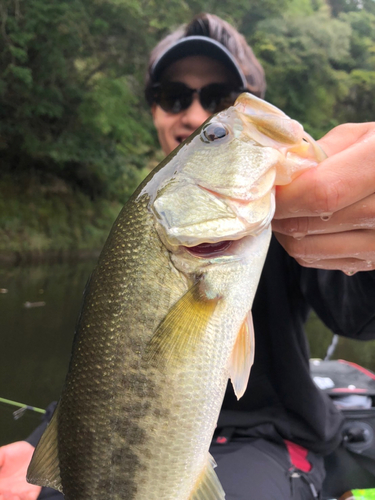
[152, 55, 237, 156]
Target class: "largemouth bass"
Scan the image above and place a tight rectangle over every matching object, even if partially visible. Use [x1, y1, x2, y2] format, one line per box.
[27, 93, 325, 499]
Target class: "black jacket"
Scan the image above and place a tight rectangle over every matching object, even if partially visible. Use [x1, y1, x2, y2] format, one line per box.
[218, 236, 375, 455]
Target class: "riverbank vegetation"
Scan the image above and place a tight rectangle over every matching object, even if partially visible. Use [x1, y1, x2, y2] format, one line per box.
[1, 0, 374, 259]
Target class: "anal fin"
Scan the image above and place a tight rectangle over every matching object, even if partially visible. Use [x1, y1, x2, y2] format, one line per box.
[190, 454, 225, 500]
[228, 310, 255, 400]
[27, 403, 63, 492]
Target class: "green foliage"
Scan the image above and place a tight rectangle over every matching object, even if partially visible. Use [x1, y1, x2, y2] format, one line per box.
[205, 0, 292, 33]
[249, 3, 375, 137]
[0, 0, 156, 202]
[327, 0, 375, 17]
[0, 175, 122, 253]
[251, 12, 347, 135]
[336, 69, 375, 122]
[333, 9, 375, 123]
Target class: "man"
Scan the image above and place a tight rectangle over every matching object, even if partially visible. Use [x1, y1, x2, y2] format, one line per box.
[1, 12, 374, 500]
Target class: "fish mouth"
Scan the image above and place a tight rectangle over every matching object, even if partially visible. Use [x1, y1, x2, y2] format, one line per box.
[183, 240, 233, 258]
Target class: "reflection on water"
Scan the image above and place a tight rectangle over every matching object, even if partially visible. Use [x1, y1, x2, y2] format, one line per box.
[1, 261, 375, 446]
[0, 261, 96, 446]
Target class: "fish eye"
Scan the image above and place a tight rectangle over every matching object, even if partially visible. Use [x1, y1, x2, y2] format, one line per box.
[201, 123, 229, 143]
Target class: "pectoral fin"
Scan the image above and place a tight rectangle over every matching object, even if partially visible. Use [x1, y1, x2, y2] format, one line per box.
[145, 282, 218, 366]
[190, 454, 225, 500]
[228, 311, 255, 400]
[27, 403, 63, 492]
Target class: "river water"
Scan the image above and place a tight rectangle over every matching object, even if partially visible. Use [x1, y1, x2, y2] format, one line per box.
[1, 261, 375, 446]
[0, 261, 95, 446]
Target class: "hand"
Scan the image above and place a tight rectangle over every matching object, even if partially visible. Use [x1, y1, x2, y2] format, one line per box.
[272, 122, 375, 275]
[0, 441, 41, 500]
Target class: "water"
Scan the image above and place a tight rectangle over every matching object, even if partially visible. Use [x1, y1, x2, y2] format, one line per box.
[0, 261, 96, 446]
[1, 261, 375, 446]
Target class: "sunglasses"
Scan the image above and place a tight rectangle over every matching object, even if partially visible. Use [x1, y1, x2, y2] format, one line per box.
[152, 81, 245, 114]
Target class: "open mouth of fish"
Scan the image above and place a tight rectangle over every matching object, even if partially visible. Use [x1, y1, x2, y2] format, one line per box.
[184, 240, 233, 258]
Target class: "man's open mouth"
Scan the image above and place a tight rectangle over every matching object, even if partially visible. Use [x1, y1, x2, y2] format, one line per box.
[176, 135, 189, 144]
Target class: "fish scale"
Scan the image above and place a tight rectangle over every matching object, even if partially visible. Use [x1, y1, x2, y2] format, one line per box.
[27, 93, 325, 499]
[58, 195, 188, 499]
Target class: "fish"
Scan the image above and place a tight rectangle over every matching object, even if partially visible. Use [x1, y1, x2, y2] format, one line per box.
[27, 93, 325, 499]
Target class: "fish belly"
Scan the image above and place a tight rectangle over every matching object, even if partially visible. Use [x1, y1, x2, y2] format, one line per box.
[131, 335, 231, 499]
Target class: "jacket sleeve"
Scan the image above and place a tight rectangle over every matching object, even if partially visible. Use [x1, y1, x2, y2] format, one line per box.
[298, 265, 375, 340]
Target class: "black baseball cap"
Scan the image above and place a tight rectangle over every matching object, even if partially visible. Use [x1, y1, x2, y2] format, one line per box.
[150, 35, 248, 89]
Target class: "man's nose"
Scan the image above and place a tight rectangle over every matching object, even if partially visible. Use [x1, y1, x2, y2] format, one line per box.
[180, 94, 211, 129]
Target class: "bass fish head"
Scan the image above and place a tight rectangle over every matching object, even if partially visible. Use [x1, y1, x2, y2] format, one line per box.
[146, 92, 325, 264]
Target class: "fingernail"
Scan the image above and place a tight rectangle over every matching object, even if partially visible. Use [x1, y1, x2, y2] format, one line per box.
[344, 270, 356, 276]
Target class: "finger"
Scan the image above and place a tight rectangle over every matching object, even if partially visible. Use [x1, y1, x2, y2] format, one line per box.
[272, 193, 375, 237]
[274, 126, 375, 219]
[317, 122, 375, 156]
[294, 257, 374, 274]
[274, 230, 375, 271]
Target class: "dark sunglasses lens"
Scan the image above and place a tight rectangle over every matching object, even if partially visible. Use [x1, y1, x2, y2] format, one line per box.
[156, 83, 193, 113]
[200, 84, 240, 113]
[154, 82, 242, 114]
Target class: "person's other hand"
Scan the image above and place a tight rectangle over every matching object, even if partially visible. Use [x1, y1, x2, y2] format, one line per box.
[272, 122, 375, 275]
[0, 441, 41, 500]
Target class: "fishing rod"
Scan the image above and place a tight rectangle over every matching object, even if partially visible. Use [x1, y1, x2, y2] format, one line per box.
[324, 334, 339, 361]
[0, 397, 46, 420]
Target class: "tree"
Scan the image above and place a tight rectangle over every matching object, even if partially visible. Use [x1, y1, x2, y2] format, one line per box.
[327, 0, 375, 17]
[250, 9, 352, 137]
[0, 0, 158, 201]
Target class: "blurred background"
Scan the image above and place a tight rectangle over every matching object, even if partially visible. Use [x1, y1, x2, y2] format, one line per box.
[1, 0, 375, 445]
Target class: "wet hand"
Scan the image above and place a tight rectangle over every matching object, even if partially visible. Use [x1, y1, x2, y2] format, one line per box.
[272, 122, 375, 275]
[0, 442, 41, 500]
